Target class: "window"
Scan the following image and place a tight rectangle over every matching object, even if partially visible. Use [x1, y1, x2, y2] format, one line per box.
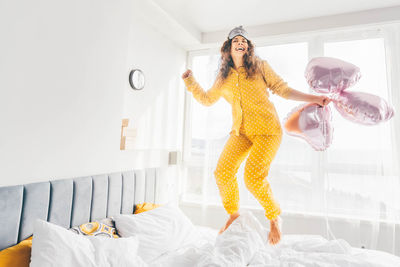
[182, 26, 400, 221]
[323, 38, 399, 220]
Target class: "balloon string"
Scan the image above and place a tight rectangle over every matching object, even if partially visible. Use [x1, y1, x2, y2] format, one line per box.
[324, 172, 349, 253]
[322, 106, 326, 148]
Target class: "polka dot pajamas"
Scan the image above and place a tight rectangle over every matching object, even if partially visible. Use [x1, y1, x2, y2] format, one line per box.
[214, 126, 282, 220]
[183, 60, 293, 221]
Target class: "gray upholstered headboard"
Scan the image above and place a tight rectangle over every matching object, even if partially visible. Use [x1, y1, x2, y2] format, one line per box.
[0, 168, 167, 250]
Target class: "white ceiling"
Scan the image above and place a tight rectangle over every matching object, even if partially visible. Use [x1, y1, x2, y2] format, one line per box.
[152, 0, 400, 32]
[137, 0, 400, 49]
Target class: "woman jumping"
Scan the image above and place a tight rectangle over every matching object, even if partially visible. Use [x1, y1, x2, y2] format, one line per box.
[181, 26, 331, 245]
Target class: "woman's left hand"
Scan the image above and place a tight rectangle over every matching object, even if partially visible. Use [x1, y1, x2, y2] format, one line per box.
[313, 95, 331, 107]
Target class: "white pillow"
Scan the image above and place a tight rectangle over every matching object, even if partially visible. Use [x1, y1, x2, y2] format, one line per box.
[30, 219, 147, 267]
[114, 203, 202, 263]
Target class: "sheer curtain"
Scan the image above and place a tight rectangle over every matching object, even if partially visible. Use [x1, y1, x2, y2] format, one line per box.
[182, 24, 400, 254]
[322, 36, 399, 252]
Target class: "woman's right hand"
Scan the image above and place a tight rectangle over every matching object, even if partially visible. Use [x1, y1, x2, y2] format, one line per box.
[182, 69, 193, 80]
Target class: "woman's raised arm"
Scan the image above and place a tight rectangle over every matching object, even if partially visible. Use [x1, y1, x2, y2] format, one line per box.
[182, 69, 224, 106]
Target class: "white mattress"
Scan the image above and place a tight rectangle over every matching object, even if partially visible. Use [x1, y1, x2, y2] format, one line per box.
[148, 211, 400, 267]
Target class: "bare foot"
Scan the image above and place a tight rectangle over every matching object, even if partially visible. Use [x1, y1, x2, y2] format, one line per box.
[218, 212, 240, 235]
[268, 216, 282, 245]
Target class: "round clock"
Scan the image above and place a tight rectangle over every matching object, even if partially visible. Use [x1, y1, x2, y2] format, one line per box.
[129, 69, 145, 90]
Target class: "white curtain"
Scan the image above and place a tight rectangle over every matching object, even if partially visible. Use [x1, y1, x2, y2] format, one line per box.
[183, 23, 400, 254]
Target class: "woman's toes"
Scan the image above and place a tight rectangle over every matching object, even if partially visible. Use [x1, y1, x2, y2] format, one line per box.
[269, 238, 275, 245]
[218, 226, 225, 235]
[268, 229, 281, 245]
[268, 233, 274, 244]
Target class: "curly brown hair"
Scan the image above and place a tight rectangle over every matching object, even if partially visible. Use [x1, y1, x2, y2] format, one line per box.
[217, 38, 263, 82]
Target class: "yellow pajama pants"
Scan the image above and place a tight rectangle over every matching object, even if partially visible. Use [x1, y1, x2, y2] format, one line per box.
[214, 130, 282, 220]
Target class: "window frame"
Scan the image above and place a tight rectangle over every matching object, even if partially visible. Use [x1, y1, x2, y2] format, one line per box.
[180, 23, 400, 219]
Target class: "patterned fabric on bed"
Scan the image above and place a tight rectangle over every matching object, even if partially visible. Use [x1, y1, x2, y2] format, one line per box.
[69, 218, 118, 238]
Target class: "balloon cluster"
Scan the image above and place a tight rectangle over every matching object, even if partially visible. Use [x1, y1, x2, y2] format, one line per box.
[283, 57, 395, 151]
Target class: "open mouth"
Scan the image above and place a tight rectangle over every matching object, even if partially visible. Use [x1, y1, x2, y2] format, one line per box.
[236, 47, 245, 51]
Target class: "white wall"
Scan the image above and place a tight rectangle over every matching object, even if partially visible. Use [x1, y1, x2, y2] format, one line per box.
[0, 0, 186, 186]
[123, 18, 186, 151]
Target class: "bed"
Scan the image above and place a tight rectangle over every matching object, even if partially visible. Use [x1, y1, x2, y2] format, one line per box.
[1, 168, 400, 267]
[0, 168, 165, 250]
[148, 213, 400, 267]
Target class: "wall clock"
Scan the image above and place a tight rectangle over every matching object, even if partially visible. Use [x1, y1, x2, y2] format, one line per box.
[129, 69, 145, 90]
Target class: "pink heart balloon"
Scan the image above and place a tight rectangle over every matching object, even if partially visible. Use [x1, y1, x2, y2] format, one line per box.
[332, 91, 395, 125]
[305, 57, 361, 94]
[283, 103, 334, 151]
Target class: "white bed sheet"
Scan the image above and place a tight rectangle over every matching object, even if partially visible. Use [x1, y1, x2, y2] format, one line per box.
[148, 211, 400, 267]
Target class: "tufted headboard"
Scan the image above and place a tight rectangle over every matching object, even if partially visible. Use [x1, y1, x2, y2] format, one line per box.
[0, 168, 168, 250]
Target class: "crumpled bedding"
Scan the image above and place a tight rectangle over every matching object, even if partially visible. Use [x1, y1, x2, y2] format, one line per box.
[148, 211, 400, 267]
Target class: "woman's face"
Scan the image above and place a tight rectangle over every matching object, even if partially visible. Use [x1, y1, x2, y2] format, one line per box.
[230, 35, 248, 58]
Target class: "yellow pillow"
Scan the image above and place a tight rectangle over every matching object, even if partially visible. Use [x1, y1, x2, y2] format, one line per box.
[134, 203, 161, 214]
[0, 236, 33, 267]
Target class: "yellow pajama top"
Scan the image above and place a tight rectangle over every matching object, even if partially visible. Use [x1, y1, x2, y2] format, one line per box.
[184, 60, 294, 136]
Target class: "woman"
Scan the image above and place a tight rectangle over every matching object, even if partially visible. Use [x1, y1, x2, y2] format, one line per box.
[181, 26, 331, 245]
